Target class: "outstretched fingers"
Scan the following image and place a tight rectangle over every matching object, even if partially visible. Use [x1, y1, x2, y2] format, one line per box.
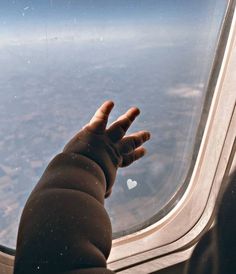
[86, 100, 114, 133]
[107, 107, 140, 142]
[121, 147, 147, 167]
[118, 131, 151, 154]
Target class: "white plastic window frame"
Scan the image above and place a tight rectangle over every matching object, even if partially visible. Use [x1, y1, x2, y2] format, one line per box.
[0, 2, 236, 274]
[106, 2, 236, 272]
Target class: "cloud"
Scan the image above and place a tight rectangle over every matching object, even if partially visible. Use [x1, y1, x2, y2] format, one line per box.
[0, 25, 140, 48]
[0, 23, 201, 48]
[167, 84, 203, 98]
[135, 41, 175, 50]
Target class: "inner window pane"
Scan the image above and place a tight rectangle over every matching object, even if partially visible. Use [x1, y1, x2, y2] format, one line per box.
[0, 0, 228, 248]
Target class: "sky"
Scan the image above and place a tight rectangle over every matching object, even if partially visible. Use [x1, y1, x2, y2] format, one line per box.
[0, 0, 228, 30]
[0, 0, 228, 48]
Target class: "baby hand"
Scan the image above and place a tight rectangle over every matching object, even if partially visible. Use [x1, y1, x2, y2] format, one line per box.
[63, 101, 151, 197]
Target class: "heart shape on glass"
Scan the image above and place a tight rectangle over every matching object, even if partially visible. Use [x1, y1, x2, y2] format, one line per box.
[127, 178, 137, 190]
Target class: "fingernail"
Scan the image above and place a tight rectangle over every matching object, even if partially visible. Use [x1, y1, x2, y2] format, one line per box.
[131, 107, 140, 115]
[106, 100, 114, 107]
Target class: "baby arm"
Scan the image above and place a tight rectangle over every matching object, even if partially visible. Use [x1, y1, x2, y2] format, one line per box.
[14, 101, 150, 274]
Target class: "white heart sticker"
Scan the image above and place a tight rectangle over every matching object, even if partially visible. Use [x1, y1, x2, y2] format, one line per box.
[127, 179, 137, 190]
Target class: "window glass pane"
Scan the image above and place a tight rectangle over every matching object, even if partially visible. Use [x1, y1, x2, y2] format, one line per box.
[0, 0, 229, 248]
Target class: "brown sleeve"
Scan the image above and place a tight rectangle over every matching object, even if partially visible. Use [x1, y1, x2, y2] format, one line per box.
[14, 153, 115, 274]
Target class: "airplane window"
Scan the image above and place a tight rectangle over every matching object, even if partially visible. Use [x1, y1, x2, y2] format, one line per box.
[0, 0, 229, 249]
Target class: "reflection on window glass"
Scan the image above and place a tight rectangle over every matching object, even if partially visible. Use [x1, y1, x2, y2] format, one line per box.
[0, 0, 229, 248]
